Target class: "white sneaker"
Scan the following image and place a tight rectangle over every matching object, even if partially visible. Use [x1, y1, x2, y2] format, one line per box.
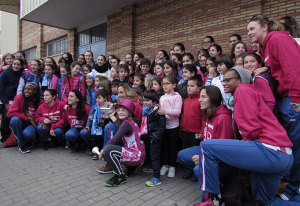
[168, 166, 175, 178]
[160, 165, 169, 176]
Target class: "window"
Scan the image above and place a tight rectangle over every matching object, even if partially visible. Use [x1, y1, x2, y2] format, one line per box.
[79, 30, 90, 46]
[79, 23, 107, 46]
[24, 47, 37, 62]
[46, 37, 68, 56]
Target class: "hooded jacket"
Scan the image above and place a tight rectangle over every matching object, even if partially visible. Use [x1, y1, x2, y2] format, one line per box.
[131, 98, 143, 122]
[34, 98, 66, 130]
[159, 92, 182, 129]
[180, 93, 203, 133]
[53, 104, 91, 130]
[0, 66, 24, 104]
[253, 72, 275, 111]
[202, 104, 233, 140]
[49, 75, 70, 102]
[233, 83, 292, 147]
[261, 31, 300, 103]
[17, 71, 43, 95]
[69, 73, 86, 98]
[7, 93, 41, 121]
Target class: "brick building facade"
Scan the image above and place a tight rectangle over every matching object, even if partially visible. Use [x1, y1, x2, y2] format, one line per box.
[19, 0, 300, 62]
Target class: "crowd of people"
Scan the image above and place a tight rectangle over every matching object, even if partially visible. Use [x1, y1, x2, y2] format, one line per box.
[0, 14, 299, 205]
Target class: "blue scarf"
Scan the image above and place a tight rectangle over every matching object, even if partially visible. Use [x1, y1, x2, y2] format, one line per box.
[42, 74, 53, 87]
[86, 88, 92, 105]
[91, 106, 104, 135]
[142, 104, 158, 116]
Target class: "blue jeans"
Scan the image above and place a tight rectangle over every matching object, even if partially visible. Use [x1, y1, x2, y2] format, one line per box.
[36, 124, 64, 144]
[278, 97, 300, 202]
[200, 139, 294, 205]
[103, 123, 120, 146]
[178, 146, 200, 170]
[9, 117, 36, 149]
[65, 127, 90, 148]
[79, 129, 91, 150]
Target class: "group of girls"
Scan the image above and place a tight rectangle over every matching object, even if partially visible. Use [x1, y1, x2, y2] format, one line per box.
[0, 14, 300, 205]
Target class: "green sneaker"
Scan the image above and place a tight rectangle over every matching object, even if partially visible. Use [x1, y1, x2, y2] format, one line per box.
[145, 177, 161, 187]
[143, 167, 153, 173]
[104, 172, 126, 187]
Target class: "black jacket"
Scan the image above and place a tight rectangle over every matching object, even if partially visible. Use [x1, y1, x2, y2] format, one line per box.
[0, 66, 23, 104]
[178, 81, 188, 100]
[146, 107, 166, 143]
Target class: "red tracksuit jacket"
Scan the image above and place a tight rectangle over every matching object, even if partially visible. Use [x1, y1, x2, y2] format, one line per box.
[202, 104, 233, 140]
[34, 98, 66, 130]
[7, 93, 41, 121]
[261, 31, 300, 104]
[53, 104, 91, 130]
[233, 83, 292, 147]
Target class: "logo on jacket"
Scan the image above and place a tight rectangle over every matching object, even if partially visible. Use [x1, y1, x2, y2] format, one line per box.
[264, 56, 269, 64]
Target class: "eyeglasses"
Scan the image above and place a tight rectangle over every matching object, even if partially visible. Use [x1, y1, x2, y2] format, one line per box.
[203, 41, 211, 45]
[221, 77, 240, 84]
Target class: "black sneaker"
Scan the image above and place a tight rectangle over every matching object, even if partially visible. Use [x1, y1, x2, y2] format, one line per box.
[124, 166, 137, 178]
[42, 142, 49, 150]
[104, 172, 126, 187]
[190, 174, 198, 182]
[182, 169, 193, 179]
[19, 147, 31, 154]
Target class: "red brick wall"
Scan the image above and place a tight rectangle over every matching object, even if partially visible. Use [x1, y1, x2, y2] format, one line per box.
[20, 20, 41, 51]
[20, 20, 74, 59]
[42, 25, 67, 43]
[263, 0, 300, 23]
[107, 0, 300, 61]
[20, 0, 300, 61]
[107, 5, 135, 57]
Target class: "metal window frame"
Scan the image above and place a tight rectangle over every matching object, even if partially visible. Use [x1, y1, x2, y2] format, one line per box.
[46, 37, 68, 57]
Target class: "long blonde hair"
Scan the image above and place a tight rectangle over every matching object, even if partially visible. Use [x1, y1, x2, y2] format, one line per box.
[117, 83, 140, 103]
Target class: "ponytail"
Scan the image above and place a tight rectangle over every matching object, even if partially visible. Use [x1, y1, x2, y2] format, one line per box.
[249, 15, 284, 32]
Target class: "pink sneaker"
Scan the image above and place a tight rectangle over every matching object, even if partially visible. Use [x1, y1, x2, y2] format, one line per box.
[193, 199, 215, 206]
[194, 195, 225, 206]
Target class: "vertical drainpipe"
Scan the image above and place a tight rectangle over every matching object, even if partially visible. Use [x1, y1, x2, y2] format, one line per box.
[131, 4, 137, 54]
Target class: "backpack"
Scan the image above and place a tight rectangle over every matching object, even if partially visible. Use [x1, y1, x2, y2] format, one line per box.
[3, 132, 18, 147]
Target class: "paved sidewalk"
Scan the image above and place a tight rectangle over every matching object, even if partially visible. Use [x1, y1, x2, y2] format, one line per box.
[0, 146, 201, 206]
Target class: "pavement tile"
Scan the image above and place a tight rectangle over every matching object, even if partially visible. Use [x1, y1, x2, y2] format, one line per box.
[0, 147, 201, 206]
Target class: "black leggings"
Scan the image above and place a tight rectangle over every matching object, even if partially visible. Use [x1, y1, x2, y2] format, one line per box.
[0, 105, 11, 143]
[162, 127, 180, 167]
[103, 144, 124, 175]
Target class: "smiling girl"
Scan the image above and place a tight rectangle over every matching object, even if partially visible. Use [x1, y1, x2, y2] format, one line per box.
[7, 83, 41, 153]
[243, 53, 275, 111]
[247, 15, 300, 202]
[0, 58, 25, 142]
[69, 61, 86, 98]
[158, 75, 182, 178]
[98, 99, 145, 187]
[17, 59, 43, 95]
[85, 51, 95, 69]
[35, 89, 65, 150]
